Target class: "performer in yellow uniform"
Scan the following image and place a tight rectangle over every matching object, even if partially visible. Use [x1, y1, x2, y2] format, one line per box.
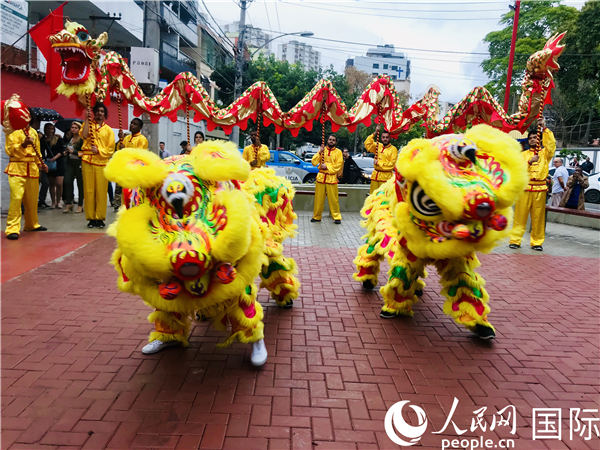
[508, 121, 556, 251]
[80, 102, 115, 228]
[242, 130, 270, 169]
[311, 134, 343, 224]
[364, 125, 398, 193]
[4, 126, 47, 239]
[113, 118, 148, 211]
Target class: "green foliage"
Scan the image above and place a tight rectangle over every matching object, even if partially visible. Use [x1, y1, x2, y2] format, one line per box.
[482, 1, 579, 100]
[482, 1, 600, 145]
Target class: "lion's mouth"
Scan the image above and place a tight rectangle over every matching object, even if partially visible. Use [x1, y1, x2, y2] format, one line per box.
[55, 46, 91, 82]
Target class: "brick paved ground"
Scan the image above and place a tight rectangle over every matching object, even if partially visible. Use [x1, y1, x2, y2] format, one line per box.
[1, 211, 599, 449]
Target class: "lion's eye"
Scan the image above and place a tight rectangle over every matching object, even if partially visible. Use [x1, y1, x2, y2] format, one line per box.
[76, 31, 90, 41]
[411, 182, 441, 216]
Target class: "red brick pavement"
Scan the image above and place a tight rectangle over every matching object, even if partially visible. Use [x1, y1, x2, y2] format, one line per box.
[1, 236, 599, 449]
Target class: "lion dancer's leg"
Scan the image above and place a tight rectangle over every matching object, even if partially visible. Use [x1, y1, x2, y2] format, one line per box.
[353, 239, 383, 290]
[435, 254, 495, 340]
[260, 246, 300, 308]
[142, 310, 191, 354]
[214, 284, 268, 367]
[379, 248, 426, 319]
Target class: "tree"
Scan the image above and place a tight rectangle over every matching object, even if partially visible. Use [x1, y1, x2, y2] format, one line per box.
[481, 1, 579, 101]
[482, 1, 600, 145]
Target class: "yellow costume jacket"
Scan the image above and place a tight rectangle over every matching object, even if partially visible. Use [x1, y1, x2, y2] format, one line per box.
[4, 129, 42, 178]
[522, 128, 556, 192]
[118, 132, 148, 150]
[80, 122, 115, 166]
[364, 134, 398, 182]
[312, 147, 343, 184]
[242, 144, 270, 169]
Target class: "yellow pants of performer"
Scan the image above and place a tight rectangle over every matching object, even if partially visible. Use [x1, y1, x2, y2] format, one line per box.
[370, 180, 385, 194]
[5, 176, 41, 235]
[313, 182, 341, 221]
[509, 190, 547, 247]
[82, 162, 109, 221]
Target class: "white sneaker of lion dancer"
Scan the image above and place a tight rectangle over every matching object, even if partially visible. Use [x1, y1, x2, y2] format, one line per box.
[250, 339, 268, 367]
[141, 340, 180, 355]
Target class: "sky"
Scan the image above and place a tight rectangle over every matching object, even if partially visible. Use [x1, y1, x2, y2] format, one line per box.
[200, 0, 587, 103]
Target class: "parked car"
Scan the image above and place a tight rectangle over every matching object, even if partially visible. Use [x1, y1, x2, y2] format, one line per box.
[267, 150, 319, 184]
[353, 156, 375, 183]
[584, 172, 600, 203]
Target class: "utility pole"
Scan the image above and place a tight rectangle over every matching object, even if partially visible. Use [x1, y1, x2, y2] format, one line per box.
[231, 0, 249, 146]
[142, 1, 161, 153]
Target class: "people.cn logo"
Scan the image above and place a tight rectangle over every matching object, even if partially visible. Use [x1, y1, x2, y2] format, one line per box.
[384, 400, 428, 446]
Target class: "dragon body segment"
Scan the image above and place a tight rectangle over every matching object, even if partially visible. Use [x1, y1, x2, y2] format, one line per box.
[50, 21, 565, 137]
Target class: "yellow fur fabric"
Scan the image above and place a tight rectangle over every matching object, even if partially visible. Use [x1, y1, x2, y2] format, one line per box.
[354, 124, 527, 333]
[105, 141, 300, 347]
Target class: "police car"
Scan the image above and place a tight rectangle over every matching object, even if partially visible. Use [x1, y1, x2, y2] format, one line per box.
[267, 150, 319, 184]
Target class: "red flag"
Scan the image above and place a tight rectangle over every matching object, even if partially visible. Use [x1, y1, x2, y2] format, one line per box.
[28, 2, 67, 100]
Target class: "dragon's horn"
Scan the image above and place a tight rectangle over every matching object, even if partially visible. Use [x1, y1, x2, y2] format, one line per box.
[544, 32, 567, 71]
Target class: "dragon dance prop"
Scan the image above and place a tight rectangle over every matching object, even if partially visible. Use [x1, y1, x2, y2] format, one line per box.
[48, 21, 565, 138]
[353, 124, 529, 339]
[105, 141, 300, 365]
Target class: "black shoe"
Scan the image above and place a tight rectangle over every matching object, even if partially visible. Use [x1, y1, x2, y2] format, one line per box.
[6, 233, 19, 240]
[32, 226, 47, 232]
[87, 220, 95, 228]
[279, 300, 293, 309]
[333, 220, 341, 224]
[531, 245, 543, 251]
[362, 280, 375, 290]
[473, 324, 496, 340]
[38, 203, 49, 209]
[508, 243, 520, 249]
[310, 218, 321, 222]
[415, 289, 423, 297]
[380, 310, 396, 319]
[97, 221, 106, 228]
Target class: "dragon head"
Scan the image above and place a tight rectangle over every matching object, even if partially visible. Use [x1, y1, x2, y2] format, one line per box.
[393, 124, 528, 259]
[526, 32, 567, 79]
[50, 21, 107, 95]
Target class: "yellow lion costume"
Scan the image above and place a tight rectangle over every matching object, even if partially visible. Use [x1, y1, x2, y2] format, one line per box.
[105, 141, 300, 366]
[353, 125, 528, 339]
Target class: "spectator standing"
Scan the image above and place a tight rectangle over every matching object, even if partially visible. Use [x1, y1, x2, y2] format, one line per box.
[242, 130, 270, 169]
[508, 121, 556, 251]
[41, 123, 65, 209]
[180, 140, 191, 155]
[194, 131, 204, 146]
[569, 157, 579, 168]
[62, 121, 84, 213]
[4, 123, 47, 239]
[363, 125, 398, 193]
[114, 119, 148, 211]
[80, 102, 115, 228]
[580, 156, 594, 174]
[560, 167, 589, 210]
[159, 141, 170, 159]
[550, 157, 569, 207]
[311, 134, 343, 224]
[339, 149, 362, 184]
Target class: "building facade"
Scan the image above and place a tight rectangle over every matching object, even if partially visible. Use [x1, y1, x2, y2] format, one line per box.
[346, 45, 411, 95]
[278, 40, 320, 71]
[224, 22, 272, 58]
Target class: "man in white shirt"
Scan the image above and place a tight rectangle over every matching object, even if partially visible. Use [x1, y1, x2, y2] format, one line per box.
[159, 141, 170, 159]
[550, 157, 569, 206]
